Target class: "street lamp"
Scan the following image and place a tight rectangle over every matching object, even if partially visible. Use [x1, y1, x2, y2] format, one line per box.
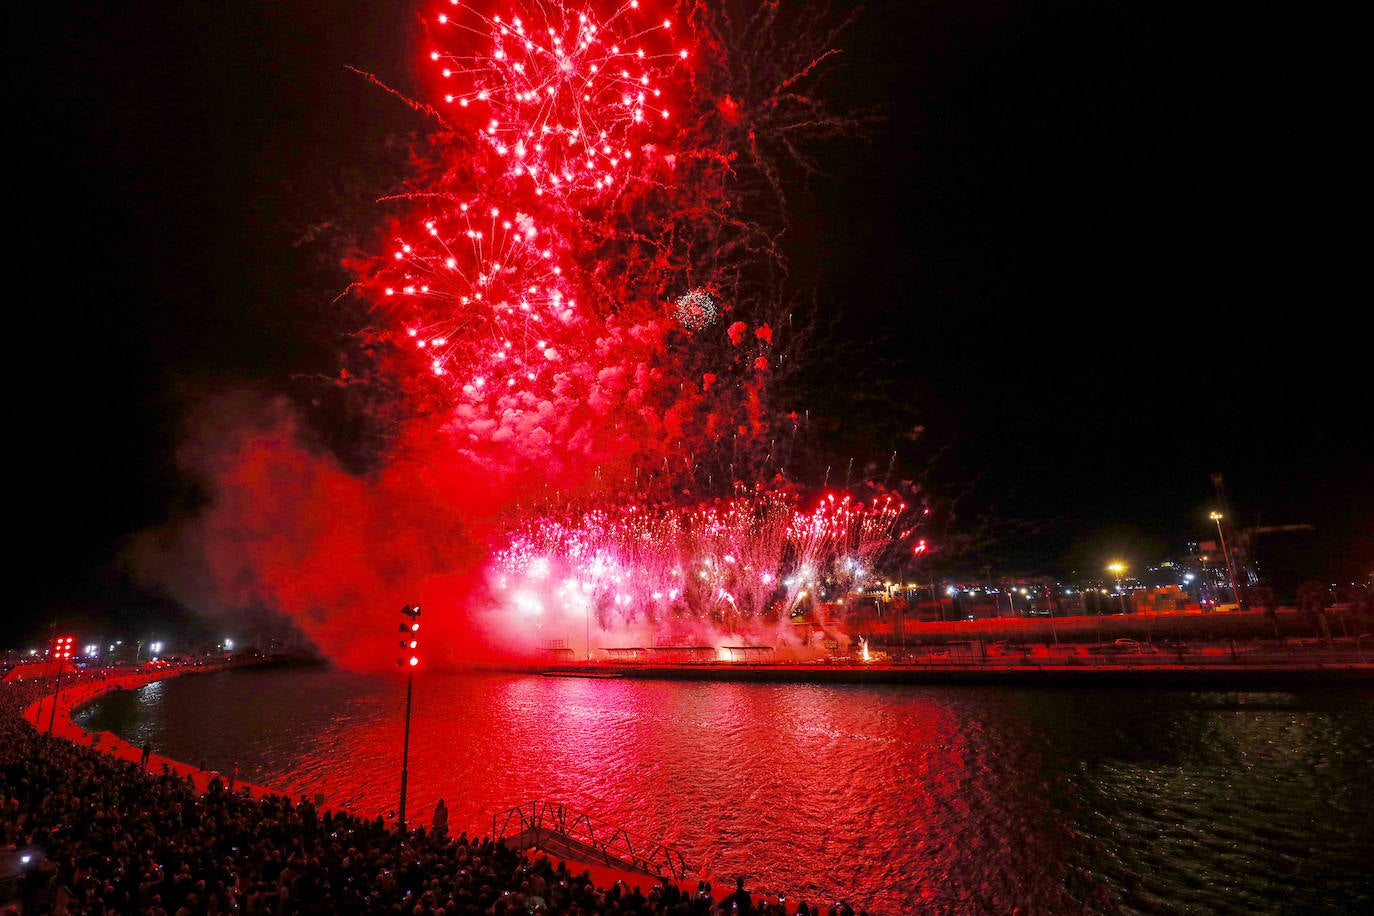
[1209, 512, 1241, 609]
[396, 604, 422, 832]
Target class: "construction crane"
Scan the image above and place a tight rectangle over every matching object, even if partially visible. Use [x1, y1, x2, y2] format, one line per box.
[1233, 524, 1314, 574]
[1210, 473, 1313, 584]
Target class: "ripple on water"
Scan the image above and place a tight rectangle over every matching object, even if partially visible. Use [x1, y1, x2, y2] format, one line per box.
[76, 672, 1374, 914]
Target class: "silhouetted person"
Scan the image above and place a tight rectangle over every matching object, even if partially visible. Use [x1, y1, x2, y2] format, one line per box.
[728, 876, 754, 913]
[140, 739, 152, 769]
[432, 797, 449, 837]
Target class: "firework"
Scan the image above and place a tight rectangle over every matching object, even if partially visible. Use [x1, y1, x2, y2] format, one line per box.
[673, 288, 717, 330]
[368, 200, 581, 409]
[490, 488, 908, 635]
[338, 0, 896, 656]
[428, 0, 687, 199]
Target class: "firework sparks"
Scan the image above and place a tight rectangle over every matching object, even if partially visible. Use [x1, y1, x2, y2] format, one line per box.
[429, 0, 687, 198]
[370, 200, 578, 407]
[673, 288, 717, 330]
[490, 488, 908, 636]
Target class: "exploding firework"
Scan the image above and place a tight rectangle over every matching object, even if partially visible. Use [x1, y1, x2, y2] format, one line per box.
[673, 288, 717, 330]
[368, 200, 578, 407]
[490, 488, 908, 638]
[428, 0, 688, 199]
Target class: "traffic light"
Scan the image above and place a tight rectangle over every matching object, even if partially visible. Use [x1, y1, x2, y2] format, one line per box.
[397, 605, 421, 667]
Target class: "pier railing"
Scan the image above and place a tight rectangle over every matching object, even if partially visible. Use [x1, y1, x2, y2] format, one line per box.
[493, 800, 690, 883]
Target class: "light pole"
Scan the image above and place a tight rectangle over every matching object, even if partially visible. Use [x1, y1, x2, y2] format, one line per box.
[396, 604, 421, 832]
[1046, 585, 1060, 646]
[46, 635, 74, 734]
[1210, 512, 1241, 609]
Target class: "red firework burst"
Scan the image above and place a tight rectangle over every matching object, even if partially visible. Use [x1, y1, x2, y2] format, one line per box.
[428, 0, 688, 199]
[369, 200, 579, 407]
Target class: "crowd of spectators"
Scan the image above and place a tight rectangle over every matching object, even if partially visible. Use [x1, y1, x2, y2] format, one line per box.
[2, 676, 861, 915]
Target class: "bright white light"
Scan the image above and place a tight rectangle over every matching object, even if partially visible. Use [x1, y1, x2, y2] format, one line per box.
[512, 590, 544, 616]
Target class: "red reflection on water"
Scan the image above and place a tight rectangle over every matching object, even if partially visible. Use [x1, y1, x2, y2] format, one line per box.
[147, 670, 1088, 912]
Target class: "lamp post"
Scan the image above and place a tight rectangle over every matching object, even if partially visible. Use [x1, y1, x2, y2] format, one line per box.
[1210, 512, 1241, 609]
[1047, 585, 1059, 646]
[47, 635, 74, 734]
[396, 604, 421, 832]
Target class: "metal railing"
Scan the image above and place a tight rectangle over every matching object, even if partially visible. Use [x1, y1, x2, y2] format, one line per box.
[493, 800, 690, 883]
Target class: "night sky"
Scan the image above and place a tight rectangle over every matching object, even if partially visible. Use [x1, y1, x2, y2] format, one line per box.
[8, 0, 1368, 648]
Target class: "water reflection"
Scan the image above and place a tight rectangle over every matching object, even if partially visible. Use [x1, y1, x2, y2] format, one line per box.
[75, 671, 1374, 913]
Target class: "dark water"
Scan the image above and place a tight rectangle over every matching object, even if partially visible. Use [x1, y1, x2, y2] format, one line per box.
[76, 667, 1374, 913]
